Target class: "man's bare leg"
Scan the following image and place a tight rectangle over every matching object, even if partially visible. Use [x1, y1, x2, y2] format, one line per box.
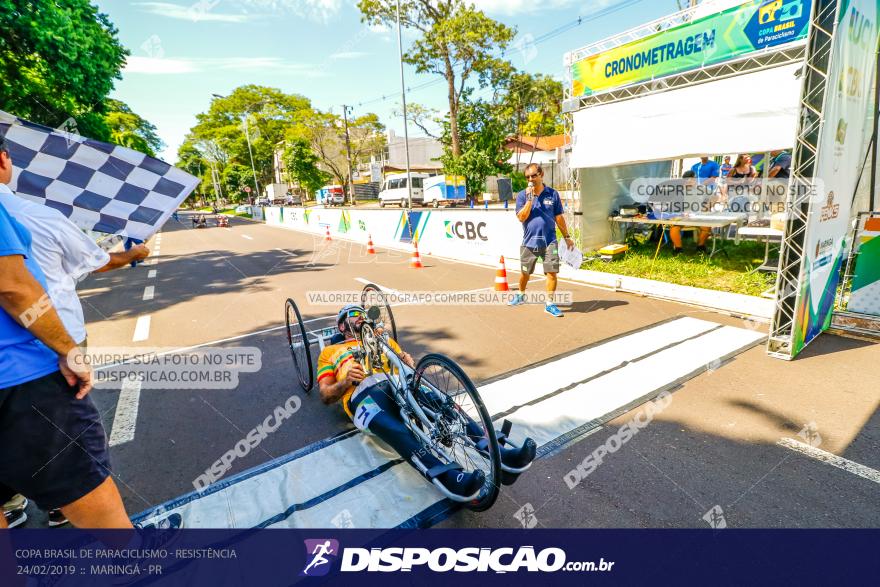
[519, 271, 530, 293]
[59, 477, 133, 529]
[546, 272, 558, 302]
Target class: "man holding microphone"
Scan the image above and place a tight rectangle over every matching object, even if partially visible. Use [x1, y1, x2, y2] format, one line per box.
[509, 163, 574, 317]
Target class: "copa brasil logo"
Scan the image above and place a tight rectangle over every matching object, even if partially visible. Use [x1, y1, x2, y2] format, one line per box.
[301, 539, 340, 576]
[444, 220, 488, 241]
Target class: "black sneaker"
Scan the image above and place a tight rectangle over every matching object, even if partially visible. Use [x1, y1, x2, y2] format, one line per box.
[48, 509, 69, 527]
[696, 245, 708, 254]
[4, 507, 27, 528]
[672, 247, 683, 256]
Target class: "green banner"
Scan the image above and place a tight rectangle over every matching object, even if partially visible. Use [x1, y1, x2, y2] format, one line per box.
[571, 0, 811, 97]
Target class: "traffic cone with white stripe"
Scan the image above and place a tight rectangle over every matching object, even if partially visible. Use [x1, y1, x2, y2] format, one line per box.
[367, 234, 376, 255]
[324, 226, 332, 242]
[410, 239, 423, 269]
[494, 256, 510, 291]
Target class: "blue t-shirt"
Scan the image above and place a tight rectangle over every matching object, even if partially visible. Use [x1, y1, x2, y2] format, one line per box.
[515, 186, 563, 249]
[691, 160, 720, 184]
[771, 152, 791, 178]
[0, 202, 58, 388]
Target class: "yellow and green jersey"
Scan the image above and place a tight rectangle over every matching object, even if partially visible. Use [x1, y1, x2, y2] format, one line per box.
[316, 337, 403, 417]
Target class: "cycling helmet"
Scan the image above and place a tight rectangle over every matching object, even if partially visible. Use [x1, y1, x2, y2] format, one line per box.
[337, 304, 366, 326]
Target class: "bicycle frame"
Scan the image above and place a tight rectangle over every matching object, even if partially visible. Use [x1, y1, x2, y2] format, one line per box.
[356, 328, 482, 503]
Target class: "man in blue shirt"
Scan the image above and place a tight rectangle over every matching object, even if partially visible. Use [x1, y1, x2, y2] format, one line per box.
[691, 156, 720, 188]
[0, 131, 132, 529]
[510, 163, 575, 317]
[769, 150, 791, 179]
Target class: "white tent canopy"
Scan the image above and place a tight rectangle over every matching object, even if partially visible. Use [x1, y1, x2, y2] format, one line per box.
[570, 63, 804, 169]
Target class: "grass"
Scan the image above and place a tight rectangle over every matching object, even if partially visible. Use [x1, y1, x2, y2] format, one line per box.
[581, 233, 776, 297]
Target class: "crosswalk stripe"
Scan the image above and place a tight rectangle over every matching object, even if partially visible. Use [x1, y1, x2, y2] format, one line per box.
[109, 378, 142, 447]
[132, 317, 764, 529]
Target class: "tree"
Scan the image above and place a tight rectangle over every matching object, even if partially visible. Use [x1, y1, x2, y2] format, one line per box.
[358, 0, 515, 158]
[440, 95, 511, 198]
[189, 85, 313, 190]
[104, 100, 164, 157]
[291, 109, 385, 189]
[497, 72, 564, 167]
[221, 164, 253, 203]
[0, 0, 127, 139]
[283, 138, 329, 197]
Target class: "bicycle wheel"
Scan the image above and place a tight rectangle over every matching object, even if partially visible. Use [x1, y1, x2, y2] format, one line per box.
[285, 298, 313, 392]
[360, 283, 397, 341]
[412, 353, 501, 511]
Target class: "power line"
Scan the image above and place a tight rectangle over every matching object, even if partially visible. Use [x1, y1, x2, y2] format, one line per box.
[353, 0, 646, 110]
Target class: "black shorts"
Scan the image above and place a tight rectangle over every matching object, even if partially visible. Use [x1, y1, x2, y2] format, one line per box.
[0, 371, 111, 510]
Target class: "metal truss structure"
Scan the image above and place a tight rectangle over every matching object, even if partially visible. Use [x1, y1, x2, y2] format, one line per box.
[767, 0, 840, 359]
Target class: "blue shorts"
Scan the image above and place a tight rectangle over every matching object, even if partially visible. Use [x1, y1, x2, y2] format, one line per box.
[0, 371, 112, 510]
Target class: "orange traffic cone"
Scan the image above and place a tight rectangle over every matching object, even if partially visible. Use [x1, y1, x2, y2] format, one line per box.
[324, 226, 332, 242]
[494, 256, 510, 291]
[410, 239, 423, 269]
[367, 234, 376, 255]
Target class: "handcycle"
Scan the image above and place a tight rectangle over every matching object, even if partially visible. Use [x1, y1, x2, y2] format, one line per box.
[283, 285, 531, 511]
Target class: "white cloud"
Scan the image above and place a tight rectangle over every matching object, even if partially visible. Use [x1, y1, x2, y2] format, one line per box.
[236, 0, 344, 23]
[134, 2, 257, 22]
[124, 55, 330, 77]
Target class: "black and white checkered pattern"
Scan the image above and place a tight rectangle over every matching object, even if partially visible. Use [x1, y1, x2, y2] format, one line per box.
[0, 111, 199, 241]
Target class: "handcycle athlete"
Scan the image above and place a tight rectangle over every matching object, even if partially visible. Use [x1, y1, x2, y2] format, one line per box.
[317, 304, 537, 501]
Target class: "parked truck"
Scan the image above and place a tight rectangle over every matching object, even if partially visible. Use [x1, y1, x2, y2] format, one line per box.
[422, 175, 467, 208]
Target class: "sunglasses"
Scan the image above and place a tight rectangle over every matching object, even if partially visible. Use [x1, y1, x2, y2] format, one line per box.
[346, 310, 364, 319]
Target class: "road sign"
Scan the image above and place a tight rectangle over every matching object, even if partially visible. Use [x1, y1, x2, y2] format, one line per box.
[244, 186, 252, 193]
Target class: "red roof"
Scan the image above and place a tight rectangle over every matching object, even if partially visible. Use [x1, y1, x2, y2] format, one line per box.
[504, 135, 571, 152]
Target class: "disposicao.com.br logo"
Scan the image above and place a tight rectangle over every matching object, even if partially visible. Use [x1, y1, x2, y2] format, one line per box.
[300, 544, 613, 574]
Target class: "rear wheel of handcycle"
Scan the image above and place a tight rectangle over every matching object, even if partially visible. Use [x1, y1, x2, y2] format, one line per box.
[360, 283, 397, 342]
[412, 353, 501, 511]
[285, 298, 313, 393]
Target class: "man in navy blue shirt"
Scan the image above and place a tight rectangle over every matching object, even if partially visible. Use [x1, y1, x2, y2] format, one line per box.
[0, 131, 132, 529]
[510, 163, 574, 317]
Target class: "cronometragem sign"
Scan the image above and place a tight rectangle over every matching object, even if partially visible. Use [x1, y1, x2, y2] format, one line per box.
[570, 0, 812, 97]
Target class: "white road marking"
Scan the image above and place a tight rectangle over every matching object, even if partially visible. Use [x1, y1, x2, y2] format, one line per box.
[109, 378, 142, 447]
[242, 235, 254, 240]
[147, 270, 157, 278]
[132, 315, 151, 342]
[134, 317, 764, 529]
[143, 286, 155, 301]
[777, 438, 880, 485]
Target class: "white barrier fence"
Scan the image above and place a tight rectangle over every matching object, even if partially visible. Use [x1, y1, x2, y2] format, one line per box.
[264, 206, 525, 266]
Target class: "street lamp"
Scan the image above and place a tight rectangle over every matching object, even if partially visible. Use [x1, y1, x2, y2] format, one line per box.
[395, 0, 414, 227]
[212, 93, 262, 205]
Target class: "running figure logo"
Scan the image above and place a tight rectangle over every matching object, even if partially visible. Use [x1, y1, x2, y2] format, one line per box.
[301, 539, 340, 576]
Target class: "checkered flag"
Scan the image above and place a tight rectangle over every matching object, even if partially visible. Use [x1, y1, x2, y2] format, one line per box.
[0, 111, 199, 241]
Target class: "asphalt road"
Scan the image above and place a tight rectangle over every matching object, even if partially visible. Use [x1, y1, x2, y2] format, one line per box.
[19, 211, 879, 528]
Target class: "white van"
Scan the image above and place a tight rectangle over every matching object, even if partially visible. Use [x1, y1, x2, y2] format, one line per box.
[378, 173, 428, 208]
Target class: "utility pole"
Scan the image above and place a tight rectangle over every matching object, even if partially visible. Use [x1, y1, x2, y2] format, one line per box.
[342, 105, 356, 206]
[396, 0, 414, 224]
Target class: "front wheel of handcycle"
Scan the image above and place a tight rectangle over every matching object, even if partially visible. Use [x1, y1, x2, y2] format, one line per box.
[285, 298, 313, 393]
[360, 283, 397, 342]
[411, 353, 501, 511]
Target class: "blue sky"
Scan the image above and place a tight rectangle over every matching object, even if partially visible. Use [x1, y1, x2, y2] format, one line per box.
[95, 0, 681, 162]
